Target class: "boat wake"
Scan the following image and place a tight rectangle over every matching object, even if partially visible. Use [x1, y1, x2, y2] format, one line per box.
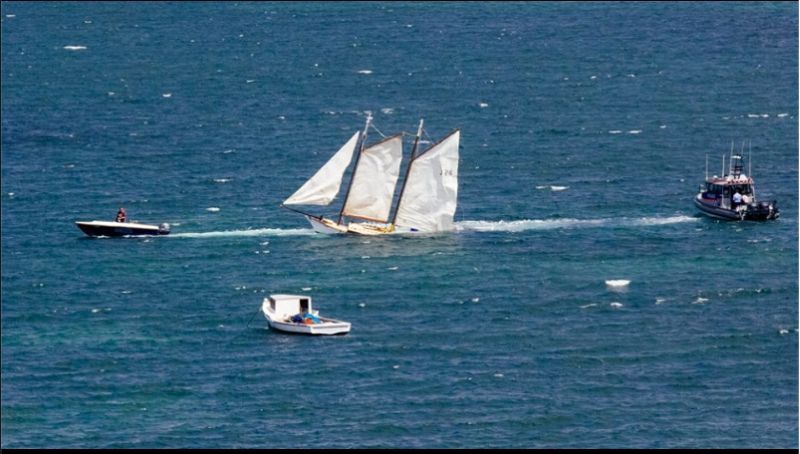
[169, 227, 316, 238]
[455, 215, 697, 232]
[166, 216, 695, 239]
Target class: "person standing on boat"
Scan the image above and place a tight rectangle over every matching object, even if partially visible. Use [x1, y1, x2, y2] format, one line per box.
[115, 207, 127, 223]
[732, 191, 743, 208]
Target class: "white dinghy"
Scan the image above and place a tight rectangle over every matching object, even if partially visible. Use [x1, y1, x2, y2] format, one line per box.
[261, 294, 351, 336]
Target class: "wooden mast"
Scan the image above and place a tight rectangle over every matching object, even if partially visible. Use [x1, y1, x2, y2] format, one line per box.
[390, 119, 424, 227]
[337, 113, 372, 225]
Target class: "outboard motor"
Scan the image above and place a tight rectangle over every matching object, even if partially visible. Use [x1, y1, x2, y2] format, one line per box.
[158, 223, 171, 235]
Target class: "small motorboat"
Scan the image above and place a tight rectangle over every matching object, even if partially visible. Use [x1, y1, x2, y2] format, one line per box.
[261, 294, 351, 335]
[694, 148, 779, 221]
[75, 220, 171, 237]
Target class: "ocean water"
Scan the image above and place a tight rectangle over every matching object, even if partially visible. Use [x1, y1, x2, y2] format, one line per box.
[1, 2, 797, 448]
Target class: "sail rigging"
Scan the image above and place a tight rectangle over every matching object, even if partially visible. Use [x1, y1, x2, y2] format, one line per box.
[393, 129, 460, 232]
[283, 132, 360, 206]
[282, 116, 460, 235]
[341, 134, 403, 222]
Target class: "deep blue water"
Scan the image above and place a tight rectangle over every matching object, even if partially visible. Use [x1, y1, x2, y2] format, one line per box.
[2, 1, 798, 448]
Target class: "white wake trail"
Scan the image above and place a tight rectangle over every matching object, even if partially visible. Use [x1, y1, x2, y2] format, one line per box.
[169, 227, 316, 238]
[455, 215, 696, 232]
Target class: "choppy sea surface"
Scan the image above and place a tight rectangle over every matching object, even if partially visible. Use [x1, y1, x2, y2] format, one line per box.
[2, 2, 797, 448]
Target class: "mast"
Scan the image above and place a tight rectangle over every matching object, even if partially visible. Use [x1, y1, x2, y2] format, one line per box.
[337, 113, 372, 225]
[390, 119, 424, 226]
[705, 154, 708, 181]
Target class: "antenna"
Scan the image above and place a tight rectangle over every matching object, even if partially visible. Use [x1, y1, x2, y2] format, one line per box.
[722, 153, 725, 177]
[705, 154, 708, 180]
[748, 140, 752, 178]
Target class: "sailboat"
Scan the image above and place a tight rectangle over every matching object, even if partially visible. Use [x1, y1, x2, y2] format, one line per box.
[281, 114, 460, 235]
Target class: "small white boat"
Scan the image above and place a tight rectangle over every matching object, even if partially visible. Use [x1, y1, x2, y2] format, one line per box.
[261, 294, 351, 336]
[75, 220, 170, 237]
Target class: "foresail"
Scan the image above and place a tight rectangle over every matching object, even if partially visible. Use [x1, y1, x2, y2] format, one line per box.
[283, 132, 360, 206]
[342, 135, 403, 222]
[393, 130, 460, 232]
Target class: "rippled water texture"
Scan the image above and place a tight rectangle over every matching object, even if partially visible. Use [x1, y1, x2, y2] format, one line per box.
[2, 2, 797, 448]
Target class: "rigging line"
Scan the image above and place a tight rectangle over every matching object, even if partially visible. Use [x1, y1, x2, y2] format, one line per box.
[370, 123, 388, 139]
[227, 305, 263, 345]
[422, 128, 434, 144]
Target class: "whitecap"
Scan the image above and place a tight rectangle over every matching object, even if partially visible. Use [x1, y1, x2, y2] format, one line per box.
[380, 107, 394, 114]
[471, 297, 480, 303]
[361, 256, 370, 259]
[605, 279, 630, 288]
[761, 114, 769, 118]
[494, 373, 504, 378]
[609, 130, 622, 134]
[655, 297, 666, 304]
[162, 93, 172, 98]
[358, 303, 366, 308]
[610, 302, 623, 308]
[387, 266, 399, 270]
[628, 130, 642, 134]
[779, 329, 789, 335]
[550, 185, 568, 191]
[590, 75, 597, 80]
[63, 45, 87, 51]
[777, 113, 789, 117]
[206, 207, 220, 212]
[213, 178, 230, 183]
[693, 297, 709, 304]
[747, 114, 760, 118]
[479, 102, 489, 108]
[301, 287, 311, 291]
[659, 125, 667, 129]
[535, 185, 548, 190]
[92, 308, 100, 313]
[580, 303, 598, 309]
[6, 14, 16, 18]
[357, 69, 373, 75]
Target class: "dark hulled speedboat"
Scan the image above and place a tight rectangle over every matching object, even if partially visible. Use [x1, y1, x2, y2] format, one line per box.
[694, 150, 779, 221]
[75, 220, 171, 237]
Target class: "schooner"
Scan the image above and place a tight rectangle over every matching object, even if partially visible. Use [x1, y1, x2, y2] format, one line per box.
[281, 114, 460, 235]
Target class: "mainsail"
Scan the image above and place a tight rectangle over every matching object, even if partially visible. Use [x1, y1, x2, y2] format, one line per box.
[283, 132, 360, 206]
[393, 130, 460, 232]
[342, 135, 403, 222]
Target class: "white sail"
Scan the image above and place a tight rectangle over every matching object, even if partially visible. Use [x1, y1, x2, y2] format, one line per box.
[342, 135, 403, 222]
[283, 132, 360, 206]
[393, 130, 460, 232]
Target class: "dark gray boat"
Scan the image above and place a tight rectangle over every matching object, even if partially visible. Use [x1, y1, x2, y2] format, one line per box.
[694, 148, 779, 221]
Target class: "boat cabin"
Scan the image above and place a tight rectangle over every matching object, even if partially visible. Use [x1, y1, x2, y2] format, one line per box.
[265, 294, 313, 318]
[700, 175, 754, 209]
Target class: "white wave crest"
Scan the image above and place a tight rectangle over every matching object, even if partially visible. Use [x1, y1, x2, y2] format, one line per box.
[63, 45, 87, 51]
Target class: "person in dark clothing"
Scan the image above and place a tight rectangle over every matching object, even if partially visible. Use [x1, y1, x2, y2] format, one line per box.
[115, 207, 127, 223]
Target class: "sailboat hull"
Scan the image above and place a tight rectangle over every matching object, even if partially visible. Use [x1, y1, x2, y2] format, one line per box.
[306, 216, 348, 234]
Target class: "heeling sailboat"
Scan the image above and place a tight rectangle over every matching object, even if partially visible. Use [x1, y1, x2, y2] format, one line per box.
[281, 115, 460, 235]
